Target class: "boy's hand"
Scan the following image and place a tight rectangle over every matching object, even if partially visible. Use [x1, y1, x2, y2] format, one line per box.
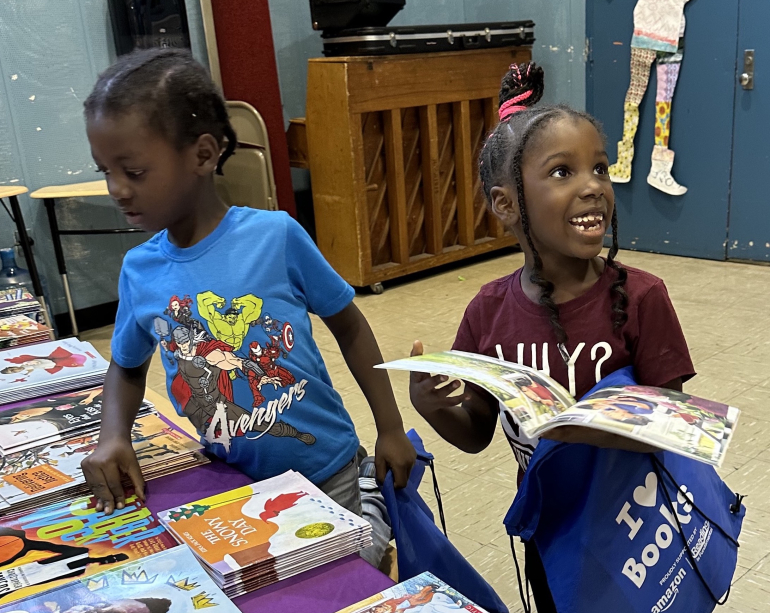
[409, 340, 470, 418]
[81, 437, 145, 515]
[374, 428, 416, 489]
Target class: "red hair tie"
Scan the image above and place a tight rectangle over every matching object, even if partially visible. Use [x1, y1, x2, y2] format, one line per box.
[499, 90, 534, 121]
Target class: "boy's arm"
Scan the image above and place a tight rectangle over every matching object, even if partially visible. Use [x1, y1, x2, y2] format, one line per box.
[81, 357, 150, 514]
[322, 303, 416, 488]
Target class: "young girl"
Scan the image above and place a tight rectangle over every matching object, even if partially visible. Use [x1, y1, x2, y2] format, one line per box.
[409, 63, 695, 611]
[80, 48, 415, 518]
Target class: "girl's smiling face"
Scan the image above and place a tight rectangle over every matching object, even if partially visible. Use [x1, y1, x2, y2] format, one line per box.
[519, 116, 614, 262]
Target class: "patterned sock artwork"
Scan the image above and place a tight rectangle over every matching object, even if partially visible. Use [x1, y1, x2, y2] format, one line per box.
[609, 0, 691, 195]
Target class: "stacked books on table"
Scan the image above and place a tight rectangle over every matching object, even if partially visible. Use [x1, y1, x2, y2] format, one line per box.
[0, 287, 45, 324]
[0, 387, 153, 455]
[0, 488, 179, 603]
[336, 571, 489, 613]
[0, 339, 109, 404]
[0, 314, 52, 348]
[158, 469, 373, 598]
[0, 406, 208, 514]
[0, 547, 240, 613]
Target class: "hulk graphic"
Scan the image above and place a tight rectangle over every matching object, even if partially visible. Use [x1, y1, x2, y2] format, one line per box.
[197, 291, 263, 351]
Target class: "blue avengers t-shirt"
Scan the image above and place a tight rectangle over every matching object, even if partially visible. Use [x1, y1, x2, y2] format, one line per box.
[111, 206, 359, 484]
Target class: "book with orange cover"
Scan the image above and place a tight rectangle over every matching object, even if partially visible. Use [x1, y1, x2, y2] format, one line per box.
[158, 470, 372, 597]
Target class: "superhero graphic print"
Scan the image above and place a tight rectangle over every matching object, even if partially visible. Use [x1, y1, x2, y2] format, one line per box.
[153, 291, 314, 453]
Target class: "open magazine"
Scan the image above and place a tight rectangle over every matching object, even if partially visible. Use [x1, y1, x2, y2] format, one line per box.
[378, 351, 740, 467]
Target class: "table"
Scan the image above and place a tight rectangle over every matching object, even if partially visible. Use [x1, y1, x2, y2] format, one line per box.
[29, 180, 145, 336]
[146, 460, 395, 613]
[0, 186, 53, 330]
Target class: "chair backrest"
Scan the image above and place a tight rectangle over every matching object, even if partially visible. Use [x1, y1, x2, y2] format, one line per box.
[215, 101, 279, 211]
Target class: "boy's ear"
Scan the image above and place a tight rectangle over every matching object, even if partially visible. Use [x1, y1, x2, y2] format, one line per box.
[193, 134, 222, 175]
[489, 185, 520, 227]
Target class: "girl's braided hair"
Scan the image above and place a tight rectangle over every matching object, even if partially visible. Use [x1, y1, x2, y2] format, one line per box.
[479, 62, 628, 346]
[84, 47, 236, 175]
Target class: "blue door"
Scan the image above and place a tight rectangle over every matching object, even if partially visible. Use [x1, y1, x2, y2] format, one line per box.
[586, 0, 740, 260]
[727, 0, 770, 262]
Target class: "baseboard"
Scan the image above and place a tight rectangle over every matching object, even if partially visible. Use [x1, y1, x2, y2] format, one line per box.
[54, 300, 119, 337]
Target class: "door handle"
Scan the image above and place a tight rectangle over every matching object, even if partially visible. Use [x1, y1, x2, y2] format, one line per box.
[740, 49, 755, 90]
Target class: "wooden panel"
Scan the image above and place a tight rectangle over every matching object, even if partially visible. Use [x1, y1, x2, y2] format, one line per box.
[306, 62, 368, 284]
[436, 103, 458, 249]
[313, 48, 532, 114]
[286, 118, 308, 169]
[383, 109, 410, 265]
[419, 105, 442, 255]
[400, 107, 427, 258]
[453, 100, 475, 247]
[362, 112, 392, 267]
[469, 99, 489, 241]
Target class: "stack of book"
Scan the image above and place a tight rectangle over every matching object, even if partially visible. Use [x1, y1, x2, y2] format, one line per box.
[0, 287, 45, 324]
[0, 314, 52, 348]
[0, 546, 240, 613]
[0, 489, 180, 603]
[336, 571, 489, 613]
[0, 387, 153, 455]
[0, 339, 109, 404]
[158, 470, 373, 598]
[0, 408, 208, 515]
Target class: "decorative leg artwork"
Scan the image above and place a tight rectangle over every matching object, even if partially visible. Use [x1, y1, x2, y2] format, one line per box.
[609, 0, 691, 196]
[647, 52, 687, 195]
[609, 48, 655, 184]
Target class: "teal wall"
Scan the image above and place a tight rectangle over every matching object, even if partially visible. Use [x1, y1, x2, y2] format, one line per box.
[0, 0, 207, 315]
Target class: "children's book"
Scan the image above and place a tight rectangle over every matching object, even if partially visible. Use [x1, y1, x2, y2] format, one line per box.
[0, 316, 51, 349]
[336, 571, 488, 613]
[158, 470, 372, 595]
[378, 351, 740, 467]
[0, 340, 109, 404]
[0, 547, 239, 613]
[0, 412, 206, 512]
[0, 490, 178, 603]
[0, 289, 43, 324]
[0, 388, 153, 454]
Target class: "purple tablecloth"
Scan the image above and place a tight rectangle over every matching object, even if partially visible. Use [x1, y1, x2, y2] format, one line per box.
[146, 459, 395, 613]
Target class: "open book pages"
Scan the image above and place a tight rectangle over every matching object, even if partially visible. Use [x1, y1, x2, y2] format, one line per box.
[378, 351, 739, 467]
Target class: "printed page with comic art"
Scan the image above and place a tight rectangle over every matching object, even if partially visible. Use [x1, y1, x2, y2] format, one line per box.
[378, 351, 740, 467]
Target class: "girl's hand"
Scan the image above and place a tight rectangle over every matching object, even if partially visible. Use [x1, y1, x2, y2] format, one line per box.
[81, 436, 145, 514]
[409, 340, 470, 418]
[374, 428, 417, 488]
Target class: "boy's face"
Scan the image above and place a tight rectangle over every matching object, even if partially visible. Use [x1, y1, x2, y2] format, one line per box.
[87, 111, 200, 233]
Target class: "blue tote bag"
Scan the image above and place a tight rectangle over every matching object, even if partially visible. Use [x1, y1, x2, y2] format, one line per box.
[381, 429, 509, 613]
[504, 368, 745, 613]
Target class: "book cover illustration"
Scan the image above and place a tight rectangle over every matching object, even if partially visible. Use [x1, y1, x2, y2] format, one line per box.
[0, 340, 108, 386]
[158, 470, 370, 575]
[0, 547, 239, 613]
[0, 490, 177, 603]
[0, 316, 50, 348]
[336, 571, 488, 613]
[0, 389, 153, 453]
[379, 351, 740, 467]
[0, 413, 203, 509]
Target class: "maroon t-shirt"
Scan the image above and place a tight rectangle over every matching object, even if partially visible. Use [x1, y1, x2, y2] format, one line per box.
[452, 263, 695, 472]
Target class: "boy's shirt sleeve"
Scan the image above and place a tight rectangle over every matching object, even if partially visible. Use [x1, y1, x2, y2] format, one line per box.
[111, 265, 157, 368]
[452, 301, 480, 353]
[284, 215, 354, 318]
[634, 280, 696, 386]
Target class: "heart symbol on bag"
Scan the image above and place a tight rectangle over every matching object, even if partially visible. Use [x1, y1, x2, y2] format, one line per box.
[633, 472, 658, 508]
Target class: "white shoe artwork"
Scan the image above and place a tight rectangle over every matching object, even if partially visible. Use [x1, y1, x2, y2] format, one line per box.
[646, 146, 687, 196]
